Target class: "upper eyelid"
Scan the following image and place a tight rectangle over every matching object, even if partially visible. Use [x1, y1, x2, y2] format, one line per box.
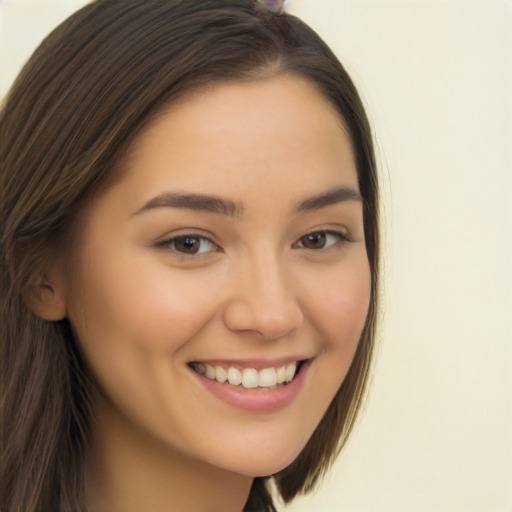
[299, 228, 352, 240]
[154, 229, 217, 245]
[293, 229, 352, 247]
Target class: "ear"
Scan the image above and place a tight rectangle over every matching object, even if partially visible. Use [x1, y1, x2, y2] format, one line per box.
[24, 272, 67, 321]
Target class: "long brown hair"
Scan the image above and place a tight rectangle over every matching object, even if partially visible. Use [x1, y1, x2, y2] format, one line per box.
[0, 1, 379, 510]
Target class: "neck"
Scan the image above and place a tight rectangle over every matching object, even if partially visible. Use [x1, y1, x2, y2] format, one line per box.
[84, 394, 252, 512]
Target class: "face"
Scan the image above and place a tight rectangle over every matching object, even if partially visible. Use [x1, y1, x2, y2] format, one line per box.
[62, 74, 371, 477]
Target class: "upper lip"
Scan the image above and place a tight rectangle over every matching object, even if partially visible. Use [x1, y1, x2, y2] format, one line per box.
[188, 357, 311, 370]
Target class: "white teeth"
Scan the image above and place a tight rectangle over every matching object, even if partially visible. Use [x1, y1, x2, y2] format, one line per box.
[284, 362, 297, 383]
[215, 366, 227, 383]
[194, 361, 300, 389]
[276, 365, 286, 384]
[227, 367, 242, 386]
[258, 367, 277, 387]
[242, 368, 259, 389]
[205, 364, 216, 380]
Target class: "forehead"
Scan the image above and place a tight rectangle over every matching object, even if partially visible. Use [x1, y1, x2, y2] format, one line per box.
[88, 74, 359, 225]
[124, 74, 355, 188]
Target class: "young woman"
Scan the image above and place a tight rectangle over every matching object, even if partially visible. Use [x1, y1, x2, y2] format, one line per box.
[0, 1, 380, 510]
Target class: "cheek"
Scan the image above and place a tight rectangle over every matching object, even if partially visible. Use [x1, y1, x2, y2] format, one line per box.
[65, 257, 224, 429]
[297, 258, 371, 408]
[64, 252, 227, 419]
[68, 255, 218, 355]
[308, 259, 372, 353]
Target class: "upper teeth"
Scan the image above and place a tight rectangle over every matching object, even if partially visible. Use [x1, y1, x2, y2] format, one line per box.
[192, 361, 297, 389]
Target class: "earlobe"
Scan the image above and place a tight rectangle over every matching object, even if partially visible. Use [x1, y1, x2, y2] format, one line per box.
[24, 276, 67, 321]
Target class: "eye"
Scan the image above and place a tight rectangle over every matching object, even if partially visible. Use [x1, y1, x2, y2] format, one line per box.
[155, 234, 219, 256]
[294, 230, 350, 250]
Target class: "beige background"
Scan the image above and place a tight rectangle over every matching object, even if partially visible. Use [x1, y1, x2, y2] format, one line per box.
[1, 1, 511, 511]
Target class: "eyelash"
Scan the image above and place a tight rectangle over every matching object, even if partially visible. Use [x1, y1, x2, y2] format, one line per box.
[154, 229, 352, 257]
[292, 230, 353, 250]
[154, 234, 219, 256]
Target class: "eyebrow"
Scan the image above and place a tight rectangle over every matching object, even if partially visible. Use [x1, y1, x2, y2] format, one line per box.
[134, 185, 362, 218]
[295, 186, 363, 212]
[134, 192, 243, 218]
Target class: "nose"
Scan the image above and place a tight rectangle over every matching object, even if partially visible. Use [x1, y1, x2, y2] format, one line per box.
[222, 251, 304, 340]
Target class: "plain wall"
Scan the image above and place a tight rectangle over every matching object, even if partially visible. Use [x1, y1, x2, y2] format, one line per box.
[1, 1, 511, 511]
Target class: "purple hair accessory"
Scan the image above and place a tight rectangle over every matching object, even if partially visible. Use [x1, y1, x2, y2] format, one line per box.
[255, 0, 286, 16]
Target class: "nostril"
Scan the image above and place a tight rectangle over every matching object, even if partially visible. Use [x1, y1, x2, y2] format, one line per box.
[223, 305, 303, 340]
[222, 297, 292, 336]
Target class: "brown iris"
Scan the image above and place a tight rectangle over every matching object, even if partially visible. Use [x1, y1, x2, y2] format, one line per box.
[300, 232, 327, 249]
[174, 235, 201, 254]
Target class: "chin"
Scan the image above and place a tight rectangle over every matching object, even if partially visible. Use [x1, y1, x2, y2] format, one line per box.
[206, 437, 309, 478]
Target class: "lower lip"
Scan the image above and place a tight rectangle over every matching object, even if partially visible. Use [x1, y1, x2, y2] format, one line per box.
[191, 361, 309, 413]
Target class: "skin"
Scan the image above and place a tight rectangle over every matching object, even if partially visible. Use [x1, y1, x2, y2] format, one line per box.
[49, 74, 371, 511]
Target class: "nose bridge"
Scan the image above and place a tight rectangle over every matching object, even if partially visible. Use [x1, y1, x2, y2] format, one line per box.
[223, 244, 304, 339]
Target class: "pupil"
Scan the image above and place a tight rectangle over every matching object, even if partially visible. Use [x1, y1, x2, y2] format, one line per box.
[176, 236, 199, 253]
[304, 233, 326, 249]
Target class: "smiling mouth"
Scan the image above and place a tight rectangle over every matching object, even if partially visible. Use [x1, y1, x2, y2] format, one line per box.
[189, 361, 304, 390]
